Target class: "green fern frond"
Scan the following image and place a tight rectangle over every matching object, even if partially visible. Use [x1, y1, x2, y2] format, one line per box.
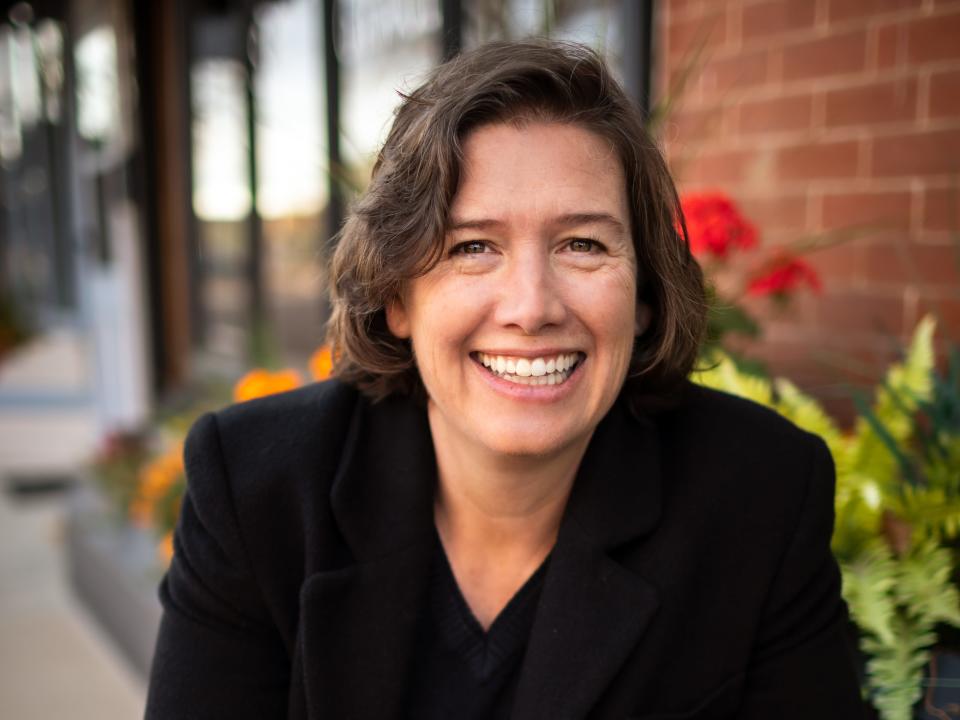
[842, 545, 899, 645]
[833, 478, 885, 561]
[895, 540, 960, 628]
[923, 435, 960, 496]
[844, 316, 938, 493]
[862, 616, 935, 720]
[894, 485, 960, 541]
[691, 352, 774, 407]
[872, 315, 937, 445]
[846, 420, 905, 497]
[772, 378, 844, 457]
[888, 315, 937, 406]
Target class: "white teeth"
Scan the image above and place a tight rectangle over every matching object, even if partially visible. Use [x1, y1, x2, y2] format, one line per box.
[474, 351, 581, 386]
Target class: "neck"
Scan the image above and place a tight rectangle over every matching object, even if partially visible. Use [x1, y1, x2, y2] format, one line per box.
[428, 401, 591, 560]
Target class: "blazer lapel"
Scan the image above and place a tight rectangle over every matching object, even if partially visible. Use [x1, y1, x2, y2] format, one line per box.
[298, 394, 437, 720]
[513, 400, 664, 720]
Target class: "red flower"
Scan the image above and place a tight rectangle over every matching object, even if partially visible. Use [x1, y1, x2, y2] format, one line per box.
[747, 256, 822, 297]
[680, 192, 758, 259]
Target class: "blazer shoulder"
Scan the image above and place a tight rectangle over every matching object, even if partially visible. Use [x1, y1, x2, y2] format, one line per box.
[200, 378, 363, 502]
[655, 381, 832, 506]
[666, 381, 825, 451]
[215, 377, 360, 442]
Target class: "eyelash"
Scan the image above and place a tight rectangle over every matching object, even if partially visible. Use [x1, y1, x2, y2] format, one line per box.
[449, 237, 606, 256]
[450, 240, 489, 255]
[568, 237, 604, 253]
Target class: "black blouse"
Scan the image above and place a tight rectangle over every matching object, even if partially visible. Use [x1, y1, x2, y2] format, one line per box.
[406, 532, 550, 719]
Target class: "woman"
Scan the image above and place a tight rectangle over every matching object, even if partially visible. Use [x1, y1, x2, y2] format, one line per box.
[146, 40, 863, 719]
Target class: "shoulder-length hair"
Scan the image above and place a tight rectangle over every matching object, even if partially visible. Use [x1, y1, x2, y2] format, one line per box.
[327, 38, 706, 408]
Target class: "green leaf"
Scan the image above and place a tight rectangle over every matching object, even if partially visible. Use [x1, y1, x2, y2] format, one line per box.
[842, 545, 898, 645]
[895, 540, 960, 628]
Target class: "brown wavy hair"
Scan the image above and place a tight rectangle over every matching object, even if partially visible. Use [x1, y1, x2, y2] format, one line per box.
[327, 39, 706, 407]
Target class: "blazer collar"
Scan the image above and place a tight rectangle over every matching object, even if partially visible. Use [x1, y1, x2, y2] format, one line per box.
[300, 392, 663, 720]
[329, 392, 438, 560]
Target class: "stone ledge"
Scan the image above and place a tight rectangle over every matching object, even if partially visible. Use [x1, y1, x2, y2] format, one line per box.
[66, 481, 163, 679]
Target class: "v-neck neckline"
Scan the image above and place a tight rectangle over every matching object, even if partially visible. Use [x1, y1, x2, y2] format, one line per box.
[431, 528, 550, 681]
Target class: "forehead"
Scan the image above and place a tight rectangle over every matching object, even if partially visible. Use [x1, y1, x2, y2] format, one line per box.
[451, 122, 629, 224]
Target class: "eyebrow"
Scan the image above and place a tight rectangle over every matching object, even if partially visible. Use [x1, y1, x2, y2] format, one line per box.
[448, 212, 627, 233]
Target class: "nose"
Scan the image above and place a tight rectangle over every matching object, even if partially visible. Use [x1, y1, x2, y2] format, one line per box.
[493, 246, 567, 334]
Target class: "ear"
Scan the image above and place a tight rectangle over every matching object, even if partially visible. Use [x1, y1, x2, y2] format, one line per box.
[385, 299, 411, 339]
[635, 303, 651, 336]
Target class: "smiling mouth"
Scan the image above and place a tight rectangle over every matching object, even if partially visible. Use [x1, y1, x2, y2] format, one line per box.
[472, 351, 584, 386]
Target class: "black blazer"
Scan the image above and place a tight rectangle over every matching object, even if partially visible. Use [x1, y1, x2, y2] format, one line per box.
[145, 379, 864, 719]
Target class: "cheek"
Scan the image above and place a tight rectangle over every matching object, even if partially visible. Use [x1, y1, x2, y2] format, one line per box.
[592, 267, 639, 338]
[408, 283, 486, 373]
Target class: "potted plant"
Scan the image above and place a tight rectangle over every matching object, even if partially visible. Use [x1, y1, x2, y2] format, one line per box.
[693, 317, 960, 720]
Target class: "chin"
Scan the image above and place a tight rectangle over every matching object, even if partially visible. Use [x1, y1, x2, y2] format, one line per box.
[480, 426, 585, 460]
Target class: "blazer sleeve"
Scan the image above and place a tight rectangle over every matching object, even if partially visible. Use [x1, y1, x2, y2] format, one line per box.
[144, 412, 289, 719]
[738, 434, 865, 719]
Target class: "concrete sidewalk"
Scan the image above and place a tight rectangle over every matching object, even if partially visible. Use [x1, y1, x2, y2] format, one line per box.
[0, 329, 146, 719]
[0, 487, 147, 719]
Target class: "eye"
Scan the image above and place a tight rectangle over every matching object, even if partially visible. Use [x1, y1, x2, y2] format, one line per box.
[567, 237, 604, 253]
[450, 240, 489, 255]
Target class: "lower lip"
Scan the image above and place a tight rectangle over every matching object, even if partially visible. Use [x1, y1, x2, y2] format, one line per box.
[471, 355, 584, 401]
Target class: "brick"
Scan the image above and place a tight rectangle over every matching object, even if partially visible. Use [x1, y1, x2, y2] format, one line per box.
[828, 0, 923, 23]
[669, 11, 728, 58]
[776, 140, 860, 181]
[824, 77, 918, 127]
[667, 105, 726, 142]
[742, 0, 816, 41]
[815, 290, 905, 335]
[874, 23, 903, 70]
[872, 128, 960, 177]
[923, 186, 960, 231]
[740, 194, 810, 232]
[814, 242, 863, 284]
[930, 69, 960, 119]
[861, 243, 960, 286]
[700, 49, 770, 97]
[782, 30, 867, 81]
[915, 294, 960, 334]
[906, 12, 960, 64]
[738, 93, 813, 134]
[681, 147, 758, 185]
[821, 190, 913, 229]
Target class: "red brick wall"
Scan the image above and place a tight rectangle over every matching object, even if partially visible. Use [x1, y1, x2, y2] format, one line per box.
[657, 0, 960, 419]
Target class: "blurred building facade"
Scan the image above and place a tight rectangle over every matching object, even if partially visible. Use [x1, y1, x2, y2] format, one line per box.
[0, 0, 645, 454]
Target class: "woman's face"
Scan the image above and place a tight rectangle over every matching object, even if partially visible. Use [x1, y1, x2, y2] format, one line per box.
[387, 121, 642, 460]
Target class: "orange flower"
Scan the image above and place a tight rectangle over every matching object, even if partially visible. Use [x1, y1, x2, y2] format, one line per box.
[158, 531, 174, 566]
[233, 368, 303, 403]
[129, 497, 154, 528]
[138, 449, 183, 500]
[309, 346, 334, 381]
[129, 446, 184, 528]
